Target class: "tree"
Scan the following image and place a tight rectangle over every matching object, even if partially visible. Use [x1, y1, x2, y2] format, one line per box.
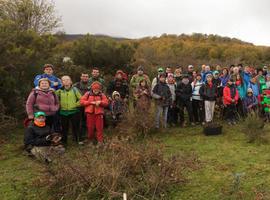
[0, 0, 61, 34]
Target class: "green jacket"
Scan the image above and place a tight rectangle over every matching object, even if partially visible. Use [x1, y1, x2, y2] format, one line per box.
[56, 87, 82, 114]
[261, 96, 270, 113]
[130, 74, 151, 90]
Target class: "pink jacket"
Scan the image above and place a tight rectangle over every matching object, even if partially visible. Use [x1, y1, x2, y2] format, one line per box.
[26, 88, 59, 117]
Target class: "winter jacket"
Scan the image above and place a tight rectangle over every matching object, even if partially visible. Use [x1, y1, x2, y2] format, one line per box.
[242, 72, 251, 88]
[152, 82, 172, 107]
[26, 88, 59, 117]
[257, 75, 266, 94]
[247, 82, 259, 97]
[243, 95, 258, 111]
[175, 82, 192, 102]
[80, 91, 109, 115]
[34, 74, 62, 90]
[223, 84, 239, 105]
[202, 71, 213, 83]
[191, 80, 203, 101]
[55, 87, 81, 114]
[236, 81, 246, 99]
[24, 123, 51, 149]
[220, 75, 230, 87]
[107, 79, 129, 99]
[199, 82, 217, 101]
[261, 96, 270, 113]
[130, 74, 151, 90]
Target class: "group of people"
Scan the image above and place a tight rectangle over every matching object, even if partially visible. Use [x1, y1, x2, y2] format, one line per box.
[23, 63, 270, 162]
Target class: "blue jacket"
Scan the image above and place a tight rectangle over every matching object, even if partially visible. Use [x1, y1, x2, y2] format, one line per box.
[202, 71, 213, 83]
[242, 72, 251, 88]
[247, 82, 259, 97]
[220, 75, 230, 87]
[34, 74, 62, 90]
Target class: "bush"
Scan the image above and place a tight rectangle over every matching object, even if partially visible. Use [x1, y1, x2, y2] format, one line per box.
[44, 138, 200, 200]
[242, 112, 269, 143]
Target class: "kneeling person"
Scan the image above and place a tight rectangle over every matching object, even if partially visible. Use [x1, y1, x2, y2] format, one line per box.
[24, 112, 65, 163]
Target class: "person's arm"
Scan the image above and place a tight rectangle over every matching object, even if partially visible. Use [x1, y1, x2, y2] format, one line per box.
[80, 92, 91, 106]
[33, 75, 41, 87]
[74, 88, 82, 107]
[26, 91, 35, 119]
[234, 89, 239, 102]
[100, 94, 109, 107]
[152, 84, 161, 99]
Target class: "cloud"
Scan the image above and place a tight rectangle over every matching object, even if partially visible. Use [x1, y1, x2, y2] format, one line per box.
[55, 0, 270, 46]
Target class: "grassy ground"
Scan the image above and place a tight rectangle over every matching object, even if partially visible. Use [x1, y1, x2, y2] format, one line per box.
[1, 123, 270, 200]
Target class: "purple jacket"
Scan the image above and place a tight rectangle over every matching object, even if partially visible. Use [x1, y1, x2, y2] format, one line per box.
[26, 88, 59, 117]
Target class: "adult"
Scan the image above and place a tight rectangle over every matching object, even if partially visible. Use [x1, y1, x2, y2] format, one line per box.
[202, 65, 212, 83]
[34, 64, 62, 90]
[88, 68, 105, 90]
[24, 111, 64, 163]
[56, 76, 82, 145]
[151, 67, 165, 93]
[26, 78, 59, 131]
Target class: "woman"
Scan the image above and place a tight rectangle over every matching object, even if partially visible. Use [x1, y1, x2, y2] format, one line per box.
[134, 79, 151, 112]
[191, 74, 204, 124]
[236, 74, 246, 117]
[26, 78, 59, 131]
[56, 76, 82, 145]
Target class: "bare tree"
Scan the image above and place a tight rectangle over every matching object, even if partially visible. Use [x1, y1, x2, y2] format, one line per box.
[0, 0, 61, 34]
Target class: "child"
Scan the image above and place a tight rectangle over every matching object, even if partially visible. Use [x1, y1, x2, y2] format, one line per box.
[243, 88, 258, 114]
[199, 74, 217, 123]
[152, 73, 172, 129]
[111, 91, 127, 126]
[223, 78, 239, 125]
[134, 79, 151, 112]
[248, 76, 260, 101]
[191, 74, 204, 124]
[80, 81, 109, 145]
[175, 74, 194, 126]
[261, 90, 270, 122]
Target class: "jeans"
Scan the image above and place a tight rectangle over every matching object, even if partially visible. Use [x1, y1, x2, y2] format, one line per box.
[155, 105, 169, 128]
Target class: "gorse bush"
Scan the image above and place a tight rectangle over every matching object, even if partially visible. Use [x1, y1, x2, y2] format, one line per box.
[242, 112, 269, 143]
[44, 138, 200, 200]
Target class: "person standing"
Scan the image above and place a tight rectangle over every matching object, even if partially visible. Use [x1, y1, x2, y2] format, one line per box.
[191, 74, 204, 124]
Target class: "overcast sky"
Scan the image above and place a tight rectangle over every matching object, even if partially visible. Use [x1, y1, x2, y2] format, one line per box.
[55, 0, 270, 46]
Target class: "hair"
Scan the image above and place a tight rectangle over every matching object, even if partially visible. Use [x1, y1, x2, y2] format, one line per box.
[92, 67, 100, 71]
[43, 64, 53, 70]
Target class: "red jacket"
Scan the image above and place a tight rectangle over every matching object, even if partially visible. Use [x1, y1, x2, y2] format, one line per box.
[223, 85, 239, 105]
[80, 91, 109, 114]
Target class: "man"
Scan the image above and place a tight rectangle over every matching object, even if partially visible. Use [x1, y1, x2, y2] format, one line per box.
[107, 70, 129, 102]
[202, 65, 212, 83]
[34, 64, 62, 90]
[151, 67, 165, 93]
[24, 111, 65, 163]
[74, 73, 91, 95]
[88, 68, 105, 90]
[73, 73, 91, 141]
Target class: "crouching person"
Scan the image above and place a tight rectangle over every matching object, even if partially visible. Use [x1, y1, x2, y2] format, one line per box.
[24, 112, 65, 163]
[80, 82, 109, 145]
[152, 73, 172, 129]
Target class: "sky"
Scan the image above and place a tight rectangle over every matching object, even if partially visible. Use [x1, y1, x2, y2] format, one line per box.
[55, 0, 270, 46]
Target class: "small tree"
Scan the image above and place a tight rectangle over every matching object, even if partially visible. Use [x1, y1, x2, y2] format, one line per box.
[0, 0, 61, 34]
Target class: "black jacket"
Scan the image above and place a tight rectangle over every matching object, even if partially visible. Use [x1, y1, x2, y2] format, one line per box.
[107, 79, 129, 99]
[199, 83, 217, 101]
[24, 123, 51, 150]
[152, 82, 172, 106]
[175, 83, 192, 102]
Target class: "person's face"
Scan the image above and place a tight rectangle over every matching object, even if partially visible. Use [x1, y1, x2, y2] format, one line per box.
[159, 76, 165, 83]
[168, 76, 174, 82]
[244, 66, 250, 73]
[247, 92, 252, 96]
[214, 73, 219, 78]
[216, 65, 221, 71]
[140, 80, 146, 87]
[251, 78, 256, 83]
[92, 69, 99, 78]
[192, 71, 197, 77]
[228, 80, 233, 85]
[236, 75, 241, 80]
[258, 71, 263, 76]
[115, 95, 120, 100]
[35, 115, 45, 122]
[201, 65, 206, 71]
[207, 76, 212, 82]
[39, 80, 50, 90]
[166, 68, 172, 74]
[81, 74, 89, 82]
[196, 75, 202, 81]
[205, 66, 210, 72]
[223, 69, 227, 75]
[116, 73, 122, 79]
[188, 67, 193, 72]
[175, 70, 181, 77]
[233, 67, 239, 74]
[137, 70, 144, 75]
[267, 76, 270, 81]
[62, 77, 72, 87]
[93, 89, 100, 94]
[44, 67, 53, 75]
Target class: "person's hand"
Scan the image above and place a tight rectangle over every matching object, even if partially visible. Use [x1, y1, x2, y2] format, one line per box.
[248, 105, 252, 109]
[52, 135, 62, 144]
[108, 97, 112, 101]
[53, 82, 59, 86]
[143, 90, 148, 94]
[96, 100, 101, 106]
[232, 99, 235, 103]
[28, 115, 34, 120]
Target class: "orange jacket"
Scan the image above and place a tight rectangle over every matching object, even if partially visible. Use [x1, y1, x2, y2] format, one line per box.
[80, 91, 109, 114]
[223, 85, 239, 105]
